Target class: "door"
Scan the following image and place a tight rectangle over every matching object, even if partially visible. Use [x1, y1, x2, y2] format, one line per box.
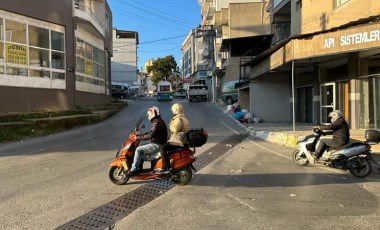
[320, 83, 335, 124]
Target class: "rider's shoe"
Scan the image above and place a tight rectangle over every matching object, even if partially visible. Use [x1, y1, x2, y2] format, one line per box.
[126, 169, 138, 176]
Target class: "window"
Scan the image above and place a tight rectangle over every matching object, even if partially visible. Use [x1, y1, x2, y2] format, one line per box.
[29, 47, 49, 67]
[0, 16, 66, 84]
[29, 25, 49, 49]
[0, 19, 3, 41]
[75, 37, 106, 86]
[333, 0, 350, 9]
[296, 0, 302, 11]
[51, 31, 64, 51]
[5, 20, 26, 44]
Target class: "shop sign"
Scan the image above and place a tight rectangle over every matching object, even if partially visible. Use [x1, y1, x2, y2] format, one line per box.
[294, 22, 380, 59]
[6, 43, 27, 65]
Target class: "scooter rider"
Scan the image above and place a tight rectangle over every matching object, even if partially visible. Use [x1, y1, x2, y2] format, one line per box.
[126, 106, 168, 176]
[158, 103, 190, 173]
[313, 110, 350, 159]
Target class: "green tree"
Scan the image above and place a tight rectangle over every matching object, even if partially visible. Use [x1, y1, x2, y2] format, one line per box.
[146, 55, 180, 86]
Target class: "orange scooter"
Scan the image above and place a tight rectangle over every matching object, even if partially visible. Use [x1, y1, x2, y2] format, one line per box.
[109, 118, 207, 186]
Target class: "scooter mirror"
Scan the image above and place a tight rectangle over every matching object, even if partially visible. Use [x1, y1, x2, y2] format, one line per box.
[140, 123, 145, 129]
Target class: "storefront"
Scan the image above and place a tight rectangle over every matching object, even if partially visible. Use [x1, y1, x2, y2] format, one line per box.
[248, 19, 380, 128]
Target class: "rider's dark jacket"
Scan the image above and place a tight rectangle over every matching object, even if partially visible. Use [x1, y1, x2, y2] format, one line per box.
[320, 117, 350, 145]
[137, 116, 168, 145]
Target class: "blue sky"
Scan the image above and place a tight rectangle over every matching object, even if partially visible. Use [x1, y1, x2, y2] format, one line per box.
[109, 0, 201, 70]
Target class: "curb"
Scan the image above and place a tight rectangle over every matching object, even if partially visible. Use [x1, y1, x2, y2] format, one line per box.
[217, 103, 380, 171]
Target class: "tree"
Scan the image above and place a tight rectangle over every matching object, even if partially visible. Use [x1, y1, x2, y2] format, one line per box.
[146, 55, 180, 86]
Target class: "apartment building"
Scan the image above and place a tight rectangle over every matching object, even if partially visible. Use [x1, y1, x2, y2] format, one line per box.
[199, 0, 272, 104]
[0, 0, 112, 114]
[111, 29, 138, 85]
[244, 0, 380, 128]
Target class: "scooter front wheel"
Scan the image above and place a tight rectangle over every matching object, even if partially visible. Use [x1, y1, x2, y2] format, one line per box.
[109, 166, 130, 185]
[172, 166, 192, 186]
[293, 149, 309, 166]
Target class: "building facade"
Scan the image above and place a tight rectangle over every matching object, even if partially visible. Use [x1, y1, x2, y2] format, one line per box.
[199, 0, 272, 104]
[245, 0, 380, 128]
[0, 0, 112, 114]
[111, 29, 138, 85]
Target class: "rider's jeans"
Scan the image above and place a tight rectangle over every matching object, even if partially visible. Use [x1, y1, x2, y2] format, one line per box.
[131, 143, 160, 171]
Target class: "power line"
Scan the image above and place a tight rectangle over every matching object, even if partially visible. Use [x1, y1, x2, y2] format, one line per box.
[113, 34, 188, 48]
[129, 0, 199, 25]
[110, 0, 198, 28]
[110, 5, 188, 31]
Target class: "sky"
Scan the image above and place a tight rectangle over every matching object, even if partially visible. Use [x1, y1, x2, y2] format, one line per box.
[108, 0, 201, 70]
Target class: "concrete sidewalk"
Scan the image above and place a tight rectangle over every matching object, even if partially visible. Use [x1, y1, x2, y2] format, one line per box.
[215, 102, 380, 170]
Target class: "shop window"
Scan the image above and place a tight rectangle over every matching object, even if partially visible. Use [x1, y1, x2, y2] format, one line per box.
[0, 19, 3, 41]
[29, 25, 49, 49]
[29, 47, 49, 67]
[6, 66, 28, 76]
[30, 69, 50, 78]
[52, 51, 64, 69]
[0, 41, 4, 64]
[100, 65, 105, 79]
[5, 20, 26, 44]
[75, 36, 106, 86]
[84, 42, 92, 60]
[76, 39, 85, 57]
[51, 31, 64, 51]
[99, 49, 105, 65]
[52, 72, 65, 79]
[93, 47, 99, 63]
[76, 74, 85, 82]
[76, 56, 85, 73]
[93, 63, 99, 78]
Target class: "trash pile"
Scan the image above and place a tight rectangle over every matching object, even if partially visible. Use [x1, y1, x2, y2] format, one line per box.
[224, 102, 261, 123]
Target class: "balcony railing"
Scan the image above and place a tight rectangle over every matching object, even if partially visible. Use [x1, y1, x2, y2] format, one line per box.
[271, 22, 291, 45]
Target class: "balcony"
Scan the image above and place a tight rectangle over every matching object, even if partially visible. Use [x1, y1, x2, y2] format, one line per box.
[74, 0, 105, 36]
[271, 22, 290, 45]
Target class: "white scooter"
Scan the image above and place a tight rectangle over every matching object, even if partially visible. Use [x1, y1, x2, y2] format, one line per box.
[293, 128, 380, 178]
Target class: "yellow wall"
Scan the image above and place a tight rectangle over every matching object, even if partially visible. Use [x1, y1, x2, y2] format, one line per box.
[293, 0, 380, 35]
[228, 2, 271, 39]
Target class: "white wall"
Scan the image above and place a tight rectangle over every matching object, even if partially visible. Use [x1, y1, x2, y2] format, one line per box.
[250, 75, 291, 122]
[111, 29, 137, 83]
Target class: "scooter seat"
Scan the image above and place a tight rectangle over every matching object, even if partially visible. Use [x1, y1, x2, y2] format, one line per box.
[329, 139, 361, 150]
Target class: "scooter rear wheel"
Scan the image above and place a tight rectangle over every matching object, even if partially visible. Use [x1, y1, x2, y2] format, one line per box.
[293, 149, 309, 166]
[109, 166, 130, 185]
[348, 157, 372, 178]
[172, 166, 192, 186]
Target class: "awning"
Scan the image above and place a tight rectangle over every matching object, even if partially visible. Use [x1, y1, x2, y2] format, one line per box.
[247, 16, 380, 78]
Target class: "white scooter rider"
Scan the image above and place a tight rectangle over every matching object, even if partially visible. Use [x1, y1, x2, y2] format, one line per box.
[313, 110, 350, 159]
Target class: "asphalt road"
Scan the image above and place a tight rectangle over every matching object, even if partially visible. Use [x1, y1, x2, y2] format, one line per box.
[1, 97, 380, 230]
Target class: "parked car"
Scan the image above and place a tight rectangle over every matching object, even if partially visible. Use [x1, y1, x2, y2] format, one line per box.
[221, 80, 239, 105]
[173, 89, 187, 98]
[111, 82, 129, 99]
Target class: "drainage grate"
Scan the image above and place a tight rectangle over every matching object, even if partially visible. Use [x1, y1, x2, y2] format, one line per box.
[55, 134, 247, 230]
